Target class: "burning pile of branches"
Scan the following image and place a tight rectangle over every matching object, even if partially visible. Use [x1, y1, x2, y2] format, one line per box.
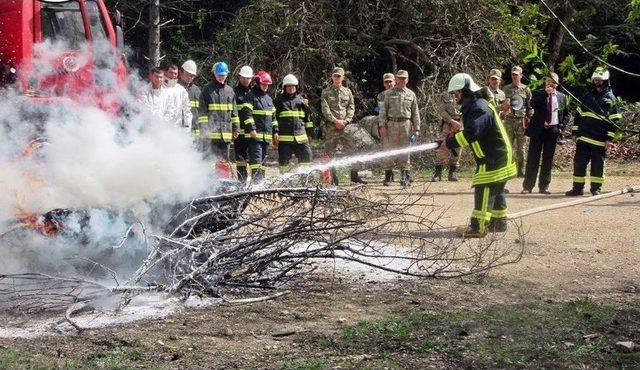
[1, 186, 524, 315]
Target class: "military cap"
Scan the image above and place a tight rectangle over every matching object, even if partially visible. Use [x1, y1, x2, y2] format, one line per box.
[332, 67, 345, 76]
[383, 73, 395, 82]
[396, 70, 409, 78]
[489, 69, 502, 78]
[511, 66, 523, 75]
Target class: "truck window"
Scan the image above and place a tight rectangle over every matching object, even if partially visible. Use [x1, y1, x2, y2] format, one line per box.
[40, 1, 86, 49]
[86, 0, 107, 41]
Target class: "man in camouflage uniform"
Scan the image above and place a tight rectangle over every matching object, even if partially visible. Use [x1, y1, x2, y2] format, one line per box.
[321, 67, 362, 185]
[379, 70, 421, 186]
[502, 66, 532, 177]
[432, 93, 462, 182]
[377, 73, 395, 111]
[487, 68, 506, 109]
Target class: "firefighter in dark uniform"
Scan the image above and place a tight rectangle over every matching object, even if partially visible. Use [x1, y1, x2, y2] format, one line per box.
[244, 70, 277, 183]
[566, 67, 621, 196]
[440, 73, 517, 238]
[234, 65, 255, 183]
[198, 61, 240, 178]
[178, 60, 201, 141]
[273, 74, 313, 173]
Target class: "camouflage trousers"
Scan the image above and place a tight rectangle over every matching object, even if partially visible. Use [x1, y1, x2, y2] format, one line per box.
[503, 115, 527, 166]
[324, 124, 365, 170]
[382, 120, 411, 171]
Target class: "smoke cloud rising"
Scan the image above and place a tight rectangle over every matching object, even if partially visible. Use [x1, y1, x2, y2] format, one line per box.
[0, 40, 213, 277]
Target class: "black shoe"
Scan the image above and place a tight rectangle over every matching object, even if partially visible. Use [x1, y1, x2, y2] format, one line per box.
[488, 219, 508, 232]
[539, 189, 551, 194]
[520, 189, 532, 194]
[350, 170, 367, 185]
[565, 188, 584, 196]
[431, 165, 443, 182]
[591, 189, 602, 196]
[383, 170, 393, 186]
[448, 166, 459, 181]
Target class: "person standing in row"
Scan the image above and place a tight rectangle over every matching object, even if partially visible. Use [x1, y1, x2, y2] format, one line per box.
[566, 67, 621, 196]
[163, 64, 192, 131]
[320, 67, 364, 185]
[522, 72, 568, 194]
[274, 74, 313, 173]
[244, 70, 277, 183]
[234, 65, 255, 183]
[502, 66, 532, 178]
[178, 60, 201, 137]
[198, 61, 239, 178]
[378, 70, 421, 187]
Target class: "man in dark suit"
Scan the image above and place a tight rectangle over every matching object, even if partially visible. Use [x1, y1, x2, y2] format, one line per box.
[521, 73, 568, 194]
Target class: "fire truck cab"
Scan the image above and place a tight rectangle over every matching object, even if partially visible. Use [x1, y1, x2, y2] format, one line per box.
[0, 0, 126, 105]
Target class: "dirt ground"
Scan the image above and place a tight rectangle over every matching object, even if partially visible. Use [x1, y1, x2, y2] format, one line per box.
[1, 168, 639, 369]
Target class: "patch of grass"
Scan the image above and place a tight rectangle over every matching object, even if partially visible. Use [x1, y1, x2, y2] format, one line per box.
[314, 298, 640, 368]
[280, 357, 328, 370]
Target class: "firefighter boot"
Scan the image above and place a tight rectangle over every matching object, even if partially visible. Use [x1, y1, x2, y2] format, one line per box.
[565, 183, 584, 196]
[590, 185, 602, 196]
[350, 170, 367, 185]
[383, 170, 394, 186]
[252, 168, 265, 184]
[331, 168, 339, 186]
[448, 165, 459, 181]
[431, 165, 443, 182]
[488, 218, 508, 232]
[400, 170, 411, 187]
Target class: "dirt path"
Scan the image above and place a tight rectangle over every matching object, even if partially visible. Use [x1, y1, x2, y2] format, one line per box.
[0, 173, 638, 369]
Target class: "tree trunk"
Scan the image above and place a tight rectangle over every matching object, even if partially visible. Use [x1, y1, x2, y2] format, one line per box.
[148, 0, 161, 71]
[546, 0, 577, 72]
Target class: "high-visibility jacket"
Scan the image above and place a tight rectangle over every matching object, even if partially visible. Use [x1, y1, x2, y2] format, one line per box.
[273, 92, 313, 143]
[446, 96, 516, 186]
[234, 85, 254, 136]
[198, 81, 239, 142]
[179, 80, 201, 136]
[572, 88, 621, 147]
[245, 86, 277, 143]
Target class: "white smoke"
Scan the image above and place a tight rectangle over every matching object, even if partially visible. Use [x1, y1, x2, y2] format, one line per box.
[0, 40, 214, 277]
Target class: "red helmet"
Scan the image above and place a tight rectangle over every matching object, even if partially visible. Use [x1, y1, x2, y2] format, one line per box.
[256, 70, 273, 85]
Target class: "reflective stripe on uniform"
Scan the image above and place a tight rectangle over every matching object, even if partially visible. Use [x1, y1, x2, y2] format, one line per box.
[278, 110, 305, 118]
[189, 100, 200, 108]
[573, 176, 586, 183]
[576, 107, 608, 121]
[607, 131, 615, 139]
[198, 116, 208, 123]
[577, 136, 605, 147]
[238, 103, 253, 110]
[491, 208, 508, 219]
[279, 134, 308, 143]
[470, 141, 485, 159]
[591, 176, 605, 184]
[208, 132, 233, 140]
[208, 103, 234, 111]
[252, 109, 275, 116]
[305, 121, 313, 128]
[472, 162, 517, 186]
[454, 131, 469, 147]
[609, 113, 622, 120]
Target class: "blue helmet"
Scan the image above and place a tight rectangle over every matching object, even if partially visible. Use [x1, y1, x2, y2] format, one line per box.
[213, 61, 229, 76]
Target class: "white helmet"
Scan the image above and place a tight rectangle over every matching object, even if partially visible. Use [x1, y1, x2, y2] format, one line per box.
[447, 73, 481, 93]
[239, 65, 254, 78]
[591, 67, 610, 81]
[282, 74, 299, 86]
[181, 60, 197, 75]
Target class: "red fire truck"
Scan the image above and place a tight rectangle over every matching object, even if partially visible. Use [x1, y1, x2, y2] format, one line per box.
[0, 0, 126, 109]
